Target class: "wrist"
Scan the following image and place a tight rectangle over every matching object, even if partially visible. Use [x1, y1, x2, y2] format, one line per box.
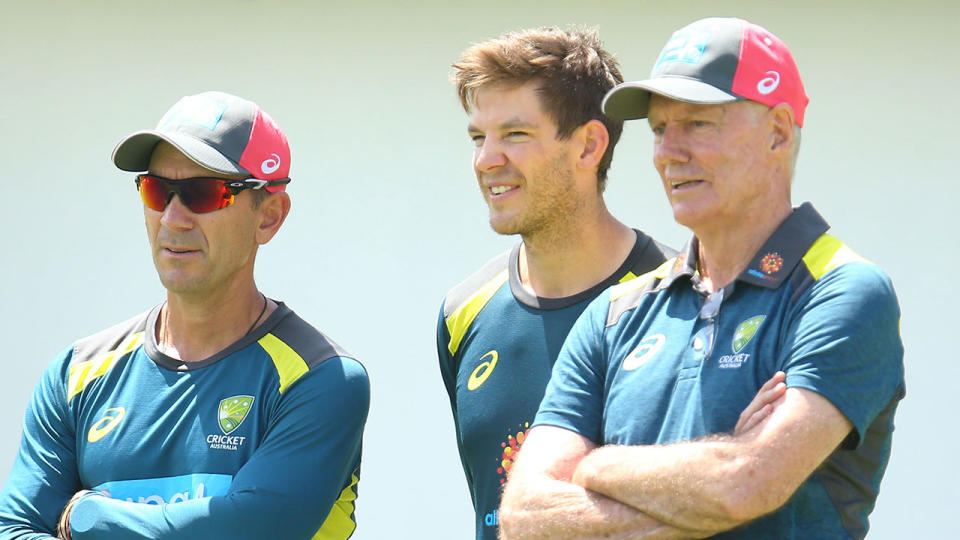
[57, 490, 101, 540]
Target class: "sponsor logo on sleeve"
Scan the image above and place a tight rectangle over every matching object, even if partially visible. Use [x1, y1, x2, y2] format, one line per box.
[622, 334, 666, 371]
[467, 350, 499, 391]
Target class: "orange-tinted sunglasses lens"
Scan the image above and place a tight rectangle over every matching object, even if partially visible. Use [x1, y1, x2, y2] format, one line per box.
[136, 175, 235, 213]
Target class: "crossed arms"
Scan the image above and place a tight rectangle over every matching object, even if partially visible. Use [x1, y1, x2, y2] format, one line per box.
[499, 373, 853, 539]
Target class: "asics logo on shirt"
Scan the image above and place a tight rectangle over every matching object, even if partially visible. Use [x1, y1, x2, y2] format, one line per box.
[87, 407, 126, 443]
[622, 334, 666, 371]
[467, 350, 499, 391]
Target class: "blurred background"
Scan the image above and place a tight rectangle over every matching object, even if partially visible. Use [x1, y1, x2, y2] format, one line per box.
[0, 1, 954, 538]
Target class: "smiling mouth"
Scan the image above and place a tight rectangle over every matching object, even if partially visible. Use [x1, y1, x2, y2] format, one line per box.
[489, 185, 516, 195]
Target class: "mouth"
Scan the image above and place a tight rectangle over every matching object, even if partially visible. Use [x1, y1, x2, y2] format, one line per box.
[489, 185, 517, 196]
[162, 246, 199, 255]
[669, 179, 705, 191]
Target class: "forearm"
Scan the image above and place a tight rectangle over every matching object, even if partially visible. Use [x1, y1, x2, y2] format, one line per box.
[499, 474, 699, 540]
[69, 489, 320, 540]
[572, 388, 852, 534]
[0, 523, 58, 540]
[573, 440, 754, 535]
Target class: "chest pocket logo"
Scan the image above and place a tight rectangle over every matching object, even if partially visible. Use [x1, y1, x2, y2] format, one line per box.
[218, 396, 254, 435]
[467, 350, 499, 391]
[88, 407, 126, 443]
[622, 334, 666, 371]
[732, 316, 765, 353]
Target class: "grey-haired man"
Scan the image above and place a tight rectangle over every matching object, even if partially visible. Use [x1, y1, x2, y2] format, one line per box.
[501, 18, 904, 539]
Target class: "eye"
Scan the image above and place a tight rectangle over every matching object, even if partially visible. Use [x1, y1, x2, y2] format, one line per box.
[506, 131, 529, 140]
[690, 120, 712, 128]
[470, 134, 485, 147]
[651, 125, 665, 136]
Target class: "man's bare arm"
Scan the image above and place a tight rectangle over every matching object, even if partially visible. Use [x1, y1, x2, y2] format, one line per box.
[499, 371, 786, 539]
[498, 426, 696, 540]
[572, 386, 851, 534]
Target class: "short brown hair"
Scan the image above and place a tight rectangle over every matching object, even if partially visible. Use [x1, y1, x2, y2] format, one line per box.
[453, 27, 624, 189]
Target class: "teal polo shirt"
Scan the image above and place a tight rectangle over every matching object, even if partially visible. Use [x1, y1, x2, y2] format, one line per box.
[536, 203, 905, 539]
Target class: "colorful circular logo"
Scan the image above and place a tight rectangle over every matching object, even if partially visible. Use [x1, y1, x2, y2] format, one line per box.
[760, 252, 783, 274]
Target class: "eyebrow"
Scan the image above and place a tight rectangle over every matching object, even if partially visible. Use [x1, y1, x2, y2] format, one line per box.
[468, 116, 537, 135]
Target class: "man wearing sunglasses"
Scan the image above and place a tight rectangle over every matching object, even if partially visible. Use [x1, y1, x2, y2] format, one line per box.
[0, 91, 370, 540]
[499, 18, 905, 539]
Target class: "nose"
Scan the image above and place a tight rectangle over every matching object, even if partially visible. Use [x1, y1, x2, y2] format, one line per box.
[653, 125, 689, 170]
[159, 193, 196, 231]
[474, 138, 507, 174]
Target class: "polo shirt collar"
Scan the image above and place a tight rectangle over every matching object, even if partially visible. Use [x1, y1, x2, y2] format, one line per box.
[668, 202, 831, 290]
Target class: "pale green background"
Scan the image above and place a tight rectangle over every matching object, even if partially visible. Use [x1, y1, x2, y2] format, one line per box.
[0, 1, 954, 538]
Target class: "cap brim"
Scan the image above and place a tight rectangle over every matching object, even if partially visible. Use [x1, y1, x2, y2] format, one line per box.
[603, 78, 740, 121]
[111, 131, 246, 175]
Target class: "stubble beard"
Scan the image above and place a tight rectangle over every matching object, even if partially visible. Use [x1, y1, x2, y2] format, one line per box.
[487, 152, 579, 249]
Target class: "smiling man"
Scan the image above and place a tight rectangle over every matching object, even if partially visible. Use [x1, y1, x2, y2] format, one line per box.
[500, 18, 905, 539]
[0, 91, 369, 540]
[436, 28, 675, 540]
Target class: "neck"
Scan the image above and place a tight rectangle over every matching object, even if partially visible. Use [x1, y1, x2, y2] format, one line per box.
[518, 202, 635, 298]
[157, 284, 273, 363]
[694, 201, 792, 292]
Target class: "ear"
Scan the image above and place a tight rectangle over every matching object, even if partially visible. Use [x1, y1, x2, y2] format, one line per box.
[254, 191, 291, 245]
[576, 119, 610, 171]
[768, 103, 795, 155]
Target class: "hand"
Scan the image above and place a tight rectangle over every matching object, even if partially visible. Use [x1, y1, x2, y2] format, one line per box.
[734, 371, 786, 435]
[57, 490, 100, 540]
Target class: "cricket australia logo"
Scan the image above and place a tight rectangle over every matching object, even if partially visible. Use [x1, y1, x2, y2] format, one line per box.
[718, 316, 765, 369]
[218, 395, 253, 434]
[207, 395, 254, 451]
[732, 316, 765, 353]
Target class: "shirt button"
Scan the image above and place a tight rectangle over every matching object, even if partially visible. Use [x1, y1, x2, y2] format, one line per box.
[692, 337, 704, 351]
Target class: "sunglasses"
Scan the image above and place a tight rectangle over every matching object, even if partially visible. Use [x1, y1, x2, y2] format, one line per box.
[135, 174, 290, 214]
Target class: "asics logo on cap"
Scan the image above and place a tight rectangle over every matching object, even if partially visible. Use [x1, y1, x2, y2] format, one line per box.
[260, 153, 281, 175]
[756, 71, 780, 95]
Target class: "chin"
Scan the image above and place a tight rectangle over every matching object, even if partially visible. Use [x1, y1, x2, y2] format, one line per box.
[670, 203, 712, 230]
[157, 273, 208, 296]
[488, 215, 523, 236]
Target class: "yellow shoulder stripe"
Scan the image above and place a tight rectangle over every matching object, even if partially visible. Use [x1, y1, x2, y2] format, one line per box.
[67, 332, 144, 402]
[802, 234, 868, 281]
[618, 271, 638, 283]
[312, 472, 360, 540]
[445, 268, 509, 356]
[258, 333, 309, 394]
[610, 259, 673, 302]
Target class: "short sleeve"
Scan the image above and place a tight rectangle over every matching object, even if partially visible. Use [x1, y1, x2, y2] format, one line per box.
[779, 262, 905, 447]
[533, 291, 611, 443]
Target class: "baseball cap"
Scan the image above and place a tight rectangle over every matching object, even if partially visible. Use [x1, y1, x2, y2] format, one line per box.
[112, 91, 291, 192]
[603, 17, 808, 126]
